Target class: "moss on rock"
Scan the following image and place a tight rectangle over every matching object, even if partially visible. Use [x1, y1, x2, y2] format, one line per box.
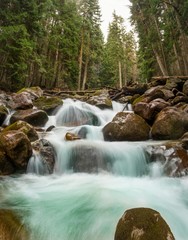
[33, 96, 63, 115]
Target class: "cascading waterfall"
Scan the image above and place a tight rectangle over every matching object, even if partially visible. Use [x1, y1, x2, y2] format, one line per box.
[0, 98, 188, 240]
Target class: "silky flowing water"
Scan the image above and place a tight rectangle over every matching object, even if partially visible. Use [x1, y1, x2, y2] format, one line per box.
[0, 99, 188, 240]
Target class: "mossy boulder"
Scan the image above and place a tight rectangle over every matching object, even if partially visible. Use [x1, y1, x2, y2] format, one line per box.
[33, 96, 63, 115]
[0, 130, 32, 171]
[17, 86, 43, 100]
[87, 90, 112, 109]
[0, 105, 8, 125]
[115, 208, 175, 240]
[3, 120, 38, 142]
[103, 112, 150, 141]
[0, 209, 29, 240]
[10, 109, 48, 127]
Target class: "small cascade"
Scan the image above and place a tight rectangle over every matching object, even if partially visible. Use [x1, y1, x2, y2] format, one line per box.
[55, 99, 101, 127]
[27, 150, 50, 175]
[2, 109, 15, 126]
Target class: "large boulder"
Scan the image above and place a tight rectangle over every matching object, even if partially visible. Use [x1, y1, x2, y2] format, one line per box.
[151, 107, 185, 140]
[0, 131, 32, 171]
[33, 96, 63, 115]
[8, 92, 33, 110]
[30, 139, 56, 174]
[144, 86, 174, 102]
[17, 86, 43, 100]
[133, 98, 170, 123]
[115, 208, 175, 240]
[0, 105, 9, 125]
[0, 209, 29, 240]
[10, 109, 48, 127]
[103, 112, 150, 141]
[3, 120, 38, 142]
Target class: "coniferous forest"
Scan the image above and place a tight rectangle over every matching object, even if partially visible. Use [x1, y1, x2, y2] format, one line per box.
[0, 0, 188, 91]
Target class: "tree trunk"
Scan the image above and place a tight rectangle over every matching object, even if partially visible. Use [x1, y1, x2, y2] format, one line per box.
[152, 47, 169, 76]
[118, 61, 122, 88]
[78, 31, 84, 91]
[81, 56, 89, 90]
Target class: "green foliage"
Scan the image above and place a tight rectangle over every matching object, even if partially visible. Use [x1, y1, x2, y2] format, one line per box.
[100, 12, 137, 88]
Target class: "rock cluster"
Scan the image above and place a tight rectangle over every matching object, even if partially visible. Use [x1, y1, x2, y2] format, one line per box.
[0, 87, 62, 175]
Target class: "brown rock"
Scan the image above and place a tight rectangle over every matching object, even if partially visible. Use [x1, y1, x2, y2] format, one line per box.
[10, 109, 48, 127]
[0, 131, 32, 171]
[151, 107, 185, 140]
[115, 208, 175, 240]
[103, 112, 150, 141]
[3, 120, 38, 142]
[8, 92, 33, 110]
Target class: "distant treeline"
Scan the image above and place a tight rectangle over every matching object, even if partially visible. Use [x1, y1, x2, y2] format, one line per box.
[0, 0, 187, 91]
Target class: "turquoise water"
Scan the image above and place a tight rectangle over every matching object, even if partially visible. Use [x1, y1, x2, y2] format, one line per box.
[0, 174, 188, 240]
[1, 99, 188, 239]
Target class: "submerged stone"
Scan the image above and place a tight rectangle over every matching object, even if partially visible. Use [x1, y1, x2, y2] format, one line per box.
[56, 105, 100, 127]
[0, 209, 29, 240]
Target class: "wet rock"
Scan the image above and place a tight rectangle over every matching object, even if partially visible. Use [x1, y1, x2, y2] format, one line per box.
[0, 209, 29, 240]
[33, 96, 63, 115]
[69, 144, 110, 173]
[10, 109, 48, 127]
[65, 132, 81, 141]
[0, 105, 9, 125]
[56, 106, 100, 127]
[145, 141, 188, 177]
[115, 208, 175, 240]
[31, 139, 56, 174]
[0, 130, 32, 171]
[151, 107, 185, 140]
[103, 112, 150, 141]
[3, 120, 39, 142]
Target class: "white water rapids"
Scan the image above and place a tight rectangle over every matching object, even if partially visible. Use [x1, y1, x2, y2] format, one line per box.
[0, 99, 188, 240]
